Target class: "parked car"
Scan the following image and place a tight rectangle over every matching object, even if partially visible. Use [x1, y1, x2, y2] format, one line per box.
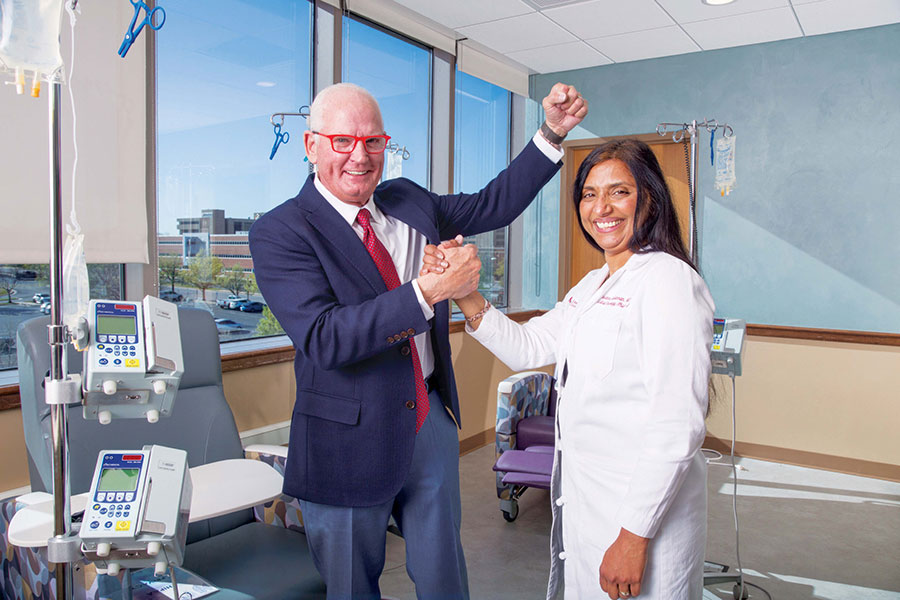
[226, 298, 250, 310]
[214, 318, 247, 334]
[33, 292, 51, 304]
[238, 301, 265, 313]
[159, 290, 183, 302]
[216, 295, 242, 309]
[16, 269, 37, 280]
[40, 301, 52, 315]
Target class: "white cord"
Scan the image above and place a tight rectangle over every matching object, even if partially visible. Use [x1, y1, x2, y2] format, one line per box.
[64, 0, 81, 237]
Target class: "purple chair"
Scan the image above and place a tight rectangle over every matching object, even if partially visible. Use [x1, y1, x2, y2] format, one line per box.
[491, 371, 556, 522]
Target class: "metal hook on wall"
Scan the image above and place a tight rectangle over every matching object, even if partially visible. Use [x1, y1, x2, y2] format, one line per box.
[386, 142, 411, 160]
[268, 106, 310, 160]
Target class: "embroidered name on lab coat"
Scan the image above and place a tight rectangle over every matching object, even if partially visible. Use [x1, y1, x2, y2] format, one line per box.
[597, 295, 631, 308]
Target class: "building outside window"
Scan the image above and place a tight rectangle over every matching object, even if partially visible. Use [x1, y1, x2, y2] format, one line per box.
[454, 70, 511, 308]
[156, 0, 313, 341]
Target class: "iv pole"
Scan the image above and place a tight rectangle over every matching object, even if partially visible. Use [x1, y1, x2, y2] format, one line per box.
[656, 119, 734, 267]
[48, 79, 76, 600]
[658, 123, 748, 599]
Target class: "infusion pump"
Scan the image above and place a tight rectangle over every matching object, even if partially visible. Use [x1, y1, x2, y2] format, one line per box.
[711, 318, 746, 377]
[81, 296, 183, 424]
[80, 445, 191, 576]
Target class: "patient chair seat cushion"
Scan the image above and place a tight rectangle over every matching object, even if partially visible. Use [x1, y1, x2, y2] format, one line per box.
[182, 521, 326, 600]
[493, 448, 553, 476]
[515, 415, 555, 450]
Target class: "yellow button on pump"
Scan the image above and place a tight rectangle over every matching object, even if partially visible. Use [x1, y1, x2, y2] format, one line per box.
[115, 521, 131, 531]
[125, 359, 140, 367]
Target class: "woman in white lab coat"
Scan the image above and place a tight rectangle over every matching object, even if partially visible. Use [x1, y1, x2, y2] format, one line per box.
[423, 140, 714, 600]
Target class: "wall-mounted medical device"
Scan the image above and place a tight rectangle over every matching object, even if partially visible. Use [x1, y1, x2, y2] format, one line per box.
[82, 296, 183, 424]
[79, 445, 191, 576]
[711, 317, 746, 377]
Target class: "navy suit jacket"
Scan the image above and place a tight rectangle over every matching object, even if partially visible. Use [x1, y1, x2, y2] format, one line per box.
[249, 141, 561, 506]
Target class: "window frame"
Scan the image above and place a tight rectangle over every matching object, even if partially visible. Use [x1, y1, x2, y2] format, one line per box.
[341, 12, 434, 191]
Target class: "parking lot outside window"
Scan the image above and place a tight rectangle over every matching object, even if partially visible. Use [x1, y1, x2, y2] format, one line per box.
[0, 265, 123, 372]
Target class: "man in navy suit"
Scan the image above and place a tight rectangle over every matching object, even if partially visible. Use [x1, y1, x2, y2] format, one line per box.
[249, 82, 586, 599]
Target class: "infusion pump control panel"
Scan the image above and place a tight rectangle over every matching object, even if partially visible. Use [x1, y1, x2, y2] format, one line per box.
[86, 302, 144, 378]
[711, 318, 746, 377]
[82, 451, 147, 540]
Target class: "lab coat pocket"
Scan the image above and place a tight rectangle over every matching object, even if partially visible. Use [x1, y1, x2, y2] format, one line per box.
[568, 317, 621, 383]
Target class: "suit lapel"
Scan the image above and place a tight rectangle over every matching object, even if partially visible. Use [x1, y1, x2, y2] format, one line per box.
[298, 179, 387, 294]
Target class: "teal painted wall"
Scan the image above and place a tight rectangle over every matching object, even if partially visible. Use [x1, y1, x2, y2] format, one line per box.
[533, 24, 900, 333]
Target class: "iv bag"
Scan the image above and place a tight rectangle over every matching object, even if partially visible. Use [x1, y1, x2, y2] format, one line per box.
[62, 229, 90, 335]
[714, 134, 736, 196]
[0, 0, 65, 84]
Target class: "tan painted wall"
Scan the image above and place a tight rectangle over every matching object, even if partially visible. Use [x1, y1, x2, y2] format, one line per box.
[706, 336, 900, 465]
[0, 408, 28, 493]
[222, 363, 295, 432]
[2, 335, 898, 494]
[450, 331, 554, 441]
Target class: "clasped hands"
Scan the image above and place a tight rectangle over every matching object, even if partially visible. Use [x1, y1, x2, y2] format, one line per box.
[416, 235, 479, 305]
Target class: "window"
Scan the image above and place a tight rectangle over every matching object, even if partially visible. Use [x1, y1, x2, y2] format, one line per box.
[520, 97, 560, 310]
[156, 0, 313, 342]
[454, 71, 511, 308]
[0, 265, 123, 373]
[342, 16, 431, 188]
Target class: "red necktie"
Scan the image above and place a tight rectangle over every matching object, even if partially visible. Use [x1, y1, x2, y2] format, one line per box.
[356, 208, 430, 433]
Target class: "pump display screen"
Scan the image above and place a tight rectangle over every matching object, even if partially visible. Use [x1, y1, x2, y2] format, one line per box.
[713, 321, 724, 336]
[97, 315, 136, 336]
[97, 467, 140, 492]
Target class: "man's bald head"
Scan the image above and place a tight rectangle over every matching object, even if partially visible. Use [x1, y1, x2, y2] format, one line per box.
[304, 83, 387, 206]
[308, 83, 383, 132]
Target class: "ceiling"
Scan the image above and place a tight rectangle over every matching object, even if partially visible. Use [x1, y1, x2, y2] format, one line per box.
[391, 0, 900, 74]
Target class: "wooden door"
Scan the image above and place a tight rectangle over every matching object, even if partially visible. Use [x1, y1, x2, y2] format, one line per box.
[559, 135, 692, 296]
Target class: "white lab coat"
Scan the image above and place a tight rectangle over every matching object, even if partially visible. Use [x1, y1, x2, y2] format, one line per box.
[470, 251, 714, 599]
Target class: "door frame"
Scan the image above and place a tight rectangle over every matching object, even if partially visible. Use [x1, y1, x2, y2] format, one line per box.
[558, 132, 692, 299]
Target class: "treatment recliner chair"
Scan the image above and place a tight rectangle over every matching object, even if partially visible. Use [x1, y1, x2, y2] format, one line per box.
[491, 371, 556, 522]
[0, 308, 325, 600]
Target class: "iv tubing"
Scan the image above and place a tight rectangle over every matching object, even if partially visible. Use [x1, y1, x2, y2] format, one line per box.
[65, 1, 80, 237]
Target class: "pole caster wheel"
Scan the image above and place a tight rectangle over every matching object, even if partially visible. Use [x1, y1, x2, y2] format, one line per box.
[733, 583, 749, 600]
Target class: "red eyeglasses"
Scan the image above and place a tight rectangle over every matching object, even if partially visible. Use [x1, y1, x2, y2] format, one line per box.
[312, 132, 391, 154]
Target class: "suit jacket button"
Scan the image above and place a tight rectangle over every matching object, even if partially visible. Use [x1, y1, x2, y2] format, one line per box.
[406, 400, 415, 410]
[400, 346, 411, 356]
[407, 328, 415, 336]
[401, 331, 408, 339]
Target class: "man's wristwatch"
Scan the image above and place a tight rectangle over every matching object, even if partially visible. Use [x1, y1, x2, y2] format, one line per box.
[540, 121, 566, 145]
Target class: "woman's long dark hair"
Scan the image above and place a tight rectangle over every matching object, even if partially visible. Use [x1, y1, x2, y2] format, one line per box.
[572, 139, 695, 270]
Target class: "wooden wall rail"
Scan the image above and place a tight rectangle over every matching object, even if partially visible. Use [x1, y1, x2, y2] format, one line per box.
[746, 324, 900, 347]
[1, 317, 896, 411]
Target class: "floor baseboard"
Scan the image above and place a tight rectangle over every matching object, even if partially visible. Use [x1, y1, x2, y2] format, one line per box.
[703, 435, 900, 482]
[459, 428, 494, 456]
